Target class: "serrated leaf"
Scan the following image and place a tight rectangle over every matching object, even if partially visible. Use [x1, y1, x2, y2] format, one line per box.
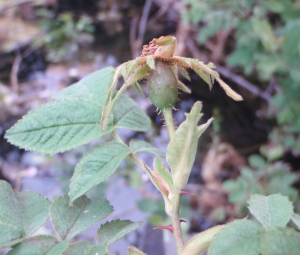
[248, 194, 293, 229]
[6, 67, 150, 154]
[62, 241, 94, 255]
[96, 220, 142, 247]
[291, 213, 300, 230]
[129, 139, 165, 158]
[166, 102, 213, 189]
[16, 191, 50, 236]
[69, 142, 131, 202]
[128, 246, 146, 255]
[0, 181, 24, 248]
[260, 227, 300, 255]
[46, 240, 69, 255]
[111, 95, 150, 132]
[5, 98, 112, 155]
[53, 67, 114, 101]
[6, 235, 58, 255]
[182, 225, 224, 255]
[50, 195, 112, 240]
[208, 220, 264, 255]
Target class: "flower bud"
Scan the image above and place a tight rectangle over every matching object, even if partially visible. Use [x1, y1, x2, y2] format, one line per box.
[147, 61, 178, 110]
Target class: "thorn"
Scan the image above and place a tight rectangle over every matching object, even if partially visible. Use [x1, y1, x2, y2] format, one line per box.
[153, 220, 187, 233]
[171, 105, 178, 111]
[154, 225, 173, 232]
[180, 190, 195, 196]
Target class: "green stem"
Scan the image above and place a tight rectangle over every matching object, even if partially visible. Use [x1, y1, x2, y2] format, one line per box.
[112, 130, 151, 173]
[163, 107, 175, 140]
[171, 190, 184, 253]
[162, 108, 184, 253]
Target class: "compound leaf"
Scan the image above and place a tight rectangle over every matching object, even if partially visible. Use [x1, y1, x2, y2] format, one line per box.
[6, 68, 150, 155]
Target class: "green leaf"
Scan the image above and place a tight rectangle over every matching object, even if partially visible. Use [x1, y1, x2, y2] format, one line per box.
[69, 141, 131, 202]
[0, 181, 24, 248]
[62, 241, 94, 255]
[46, 240, 69, 255]
[16, 191, 50, 236]
[0, 181, 50, 248]
[96, 220, 142, 247]
[133, 82, 145, 98]
[88, 245, 107, 255]
[129, 139, 166, 158]
[128, 246, 146, 255]
[6, 236, 58, 255]
[146, 56, 155, 70]
[166, 102, 213, 189]
[5, 98, 112, 155]
[248, 155, 267, 169]
[181, 225, 224, 255]
[179, 67, 191, 81]
[111, 95, 150, 132]
[6, 67, 150, 154]
[50, 195, 113, 240]
[208, 220, 264, 255]
[291, 213, 300, 231]
[260, 227, 300, 255]
[53, 67, 114, 101]
[251, 19, 277, 52]
[248, 194, 293, 229]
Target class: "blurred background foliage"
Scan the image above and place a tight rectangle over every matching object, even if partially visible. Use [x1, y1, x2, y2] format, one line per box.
[0, 0, 299, 253]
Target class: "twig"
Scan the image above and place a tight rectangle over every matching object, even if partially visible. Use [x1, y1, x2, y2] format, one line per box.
[10, 52, 22, 95]
[131, 0, 153, 58]
[187, 39, 271, 101]
[130, 16, 139, 58]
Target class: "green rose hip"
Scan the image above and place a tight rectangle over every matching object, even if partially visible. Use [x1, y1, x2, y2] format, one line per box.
[148, 61, 178, 110]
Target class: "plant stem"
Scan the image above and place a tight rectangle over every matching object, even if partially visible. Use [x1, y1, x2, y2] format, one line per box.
[171, 190, 184, 253]
[112, 130, 151, 173]
[162, 108, 184, 253]
[163, 107, 175, 140]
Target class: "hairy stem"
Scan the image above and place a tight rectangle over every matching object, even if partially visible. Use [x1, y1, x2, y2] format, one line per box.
[162, 108, 184, 253]
[171, 190, 184, 253]
[163, 107, 176, 140]
[112, 130, 151, 173]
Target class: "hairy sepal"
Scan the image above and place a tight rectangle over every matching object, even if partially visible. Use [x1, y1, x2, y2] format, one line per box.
[101, 65, 151, 130]
[166, 102, 213, 190]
